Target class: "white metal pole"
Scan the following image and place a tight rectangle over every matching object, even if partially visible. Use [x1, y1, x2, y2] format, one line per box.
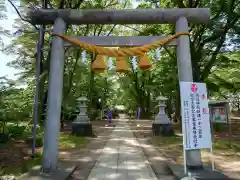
[210, 145, 215, 170]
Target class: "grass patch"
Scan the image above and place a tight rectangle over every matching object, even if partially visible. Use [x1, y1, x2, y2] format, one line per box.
[150, 134, 240, 167]
[151, 135, 182, 149]
[151, 135, 183, 160]
[0, 133, 87, 177]
[152, 135, 240, 158]
[152, 135, 240, 152]
[213, 139, 240, 153]
[155, 135, 182, 144]
[0, 125, 43, 178]
[59, 132, 87, 149]
[0, 152, 42, 177]
[0, 126, 87, 178]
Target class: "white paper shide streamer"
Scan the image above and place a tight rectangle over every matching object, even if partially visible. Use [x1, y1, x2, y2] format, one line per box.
[132, 56, 137, 70]
[82, 50, 86, 63]
[155, 47, 161, 60]
[108, 57, 113, 70]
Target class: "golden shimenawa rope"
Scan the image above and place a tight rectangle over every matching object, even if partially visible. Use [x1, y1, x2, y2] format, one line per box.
[52, 32, 190, 57]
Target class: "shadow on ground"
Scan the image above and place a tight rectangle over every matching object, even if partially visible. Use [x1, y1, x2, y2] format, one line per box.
[129, 119, 240, 180]
[60, 120, 117, 180]
[67, 117, 175, 180]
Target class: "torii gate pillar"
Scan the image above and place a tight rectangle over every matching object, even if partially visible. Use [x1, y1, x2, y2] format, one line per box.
[176, 16, 202, 168]
[41, 17, 66, 173]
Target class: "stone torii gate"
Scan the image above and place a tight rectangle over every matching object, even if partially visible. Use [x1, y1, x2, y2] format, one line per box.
[28, 8, 213, 176]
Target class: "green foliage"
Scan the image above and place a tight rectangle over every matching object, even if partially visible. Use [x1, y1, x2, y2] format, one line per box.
[213, 139, 240, 152]
[1, 0, 238, 122]
[213, 123, 227, 132]
[0, 133, 8, 143]
[25, 135, 43, 147]
[8, 125, 25, 138]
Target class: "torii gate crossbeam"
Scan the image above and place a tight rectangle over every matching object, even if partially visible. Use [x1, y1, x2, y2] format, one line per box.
[28, 8, 210, 24]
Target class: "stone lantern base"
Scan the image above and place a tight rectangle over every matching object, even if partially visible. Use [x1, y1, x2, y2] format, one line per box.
[152, 123, 174, 136]
[71, 115, 94, 137]
[152, 114, 174, 136]
[72, 122, 93, 136]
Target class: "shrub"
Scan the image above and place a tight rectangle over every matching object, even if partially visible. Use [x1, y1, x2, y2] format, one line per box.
[25, 135, 43, 147]
[213, 123, 226, 132]
[8, 126, 25, 138]
[0, 133, 9, 143]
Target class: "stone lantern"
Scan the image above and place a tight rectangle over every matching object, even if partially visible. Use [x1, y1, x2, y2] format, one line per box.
[152, 96, 174, 136]
[71, 97, 93, 136]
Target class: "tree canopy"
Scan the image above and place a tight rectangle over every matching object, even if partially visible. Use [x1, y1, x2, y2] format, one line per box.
[0, 0, 239, 125]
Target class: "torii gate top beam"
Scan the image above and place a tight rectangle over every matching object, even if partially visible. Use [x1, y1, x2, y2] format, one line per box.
[28, 8, 211, 25]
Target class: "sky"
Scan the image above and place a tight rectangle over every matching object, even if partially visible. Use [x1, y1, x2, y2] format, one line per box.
[0, 0, 139, 80]
[0, 0, 20, 80]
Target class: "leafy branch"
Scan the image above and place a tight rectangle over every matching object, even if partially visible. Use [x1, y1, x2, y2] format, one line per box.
[7, 0, 38, 30]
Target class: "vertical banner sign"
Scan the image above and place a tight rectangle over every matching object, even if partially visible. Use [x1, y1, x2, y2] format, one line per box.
[180, 82, 212, 150]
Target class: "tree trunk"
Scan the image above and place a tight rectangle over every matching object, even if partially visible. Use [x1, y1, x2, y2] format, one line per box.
[88, 54, 96, 120]
[38, 48, 52, 124]
[167, 96, 173, 121]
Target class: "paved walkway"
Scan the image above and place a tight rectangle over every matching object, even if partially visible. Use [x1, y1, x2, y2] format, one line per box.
[87, 118, 158, 180]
